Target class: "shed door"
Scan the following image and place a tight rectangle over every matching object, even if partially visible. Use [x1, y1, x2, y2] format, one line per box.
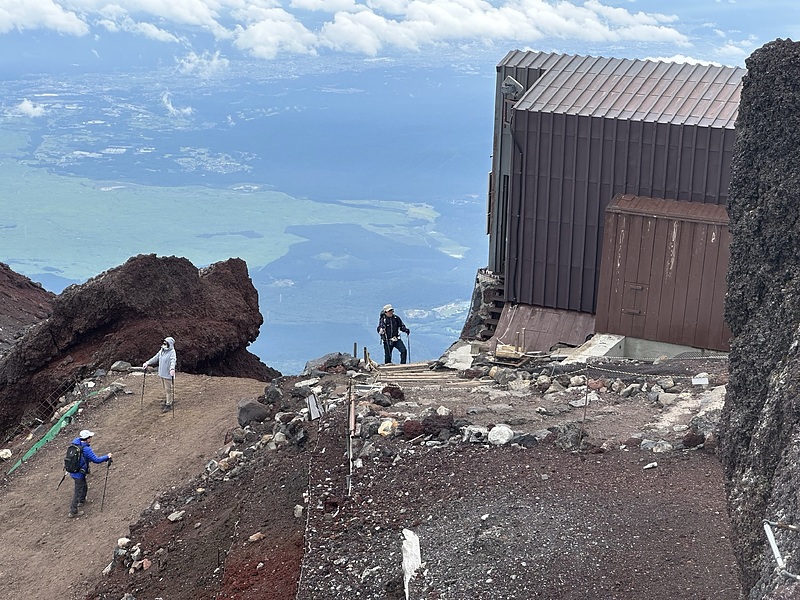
[621, 281, 648, 337]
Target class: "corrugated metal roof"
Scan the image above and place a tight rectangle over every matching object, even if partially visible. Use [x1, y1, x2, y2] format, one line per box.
[607, 194, 730, 225]
[501, 50, 744, 128]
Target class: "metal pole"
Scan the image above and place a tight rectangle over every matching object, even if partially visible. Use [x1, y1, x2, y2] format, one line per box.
[140, 368, 147, 410]
[171, 376, 175, 418]
[101, 460, 111, 512]
[406, 332, 411, 363]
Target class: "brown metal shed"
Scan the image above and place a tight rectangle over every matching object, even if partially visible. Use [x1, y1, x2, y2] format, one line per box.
[486, 51, 743, 351]
[595, 194, 731, 351]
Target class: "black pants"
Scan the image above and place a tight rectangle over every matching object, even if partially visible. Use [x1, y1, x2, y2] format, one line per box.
[383, 337, 407, 364]
[70, 476, 87, 514]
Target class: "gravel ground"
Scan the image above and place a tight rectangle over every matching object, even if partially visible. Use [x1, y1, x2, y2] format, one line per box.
[297, 406, 740, 600]
[58, 358, 740, 600]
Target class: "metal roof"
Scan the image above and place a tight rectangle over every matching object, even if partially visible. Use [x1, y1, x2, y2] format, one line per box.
[500, 50, 744, 128]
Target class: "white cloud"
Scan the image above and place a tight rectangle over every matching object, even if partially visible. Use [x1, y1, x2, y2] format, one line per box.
[129, 20, 182, 42]
[233, 8, 318, 58]
[12, 98, 46, 117]
[645, 54, 724, 67]
[0, 0, 698, 58]
[161, 92, 194, 117]
[291, 0, 361, 12]
[0, 0, 88, 35]
[177, 50, 230, 77]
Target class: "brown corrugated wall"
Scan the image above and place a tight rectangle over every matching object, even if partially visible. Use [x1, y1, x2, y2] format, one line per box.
[505, 111, 736, 313]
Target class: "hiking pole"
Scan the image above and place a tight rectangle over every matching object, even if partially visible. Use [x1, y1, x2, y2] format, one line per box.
[171, 376, 175, 418]
[56, 471, 67, 490]
[100, 460, 111, 512]
[406, 332, 411, 363]
[141, 367, 147, 410]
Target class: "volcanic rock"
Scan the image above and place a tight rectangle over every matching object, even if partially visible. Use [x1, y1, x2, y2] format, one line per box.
[720, 38, 800, 599]
[0, 262, 54, 358]
[0, 254, 279, 438]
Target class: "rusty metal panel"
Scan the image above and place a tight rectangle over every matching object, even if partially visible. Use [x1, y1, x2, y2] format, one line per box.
[490, 303, 596, 353]
[596, 195, 730, 351]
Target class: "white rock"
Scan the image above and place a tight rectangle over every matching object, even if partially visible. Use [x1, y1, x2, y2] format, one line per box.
[294, 378, 320, 388]
[167, 511, 185, 522]
[487, 424, 514, 446]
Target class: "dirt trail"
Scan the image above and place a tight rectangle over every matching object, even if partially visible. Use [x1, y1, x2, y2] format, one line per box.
[0, 371, 266, 600]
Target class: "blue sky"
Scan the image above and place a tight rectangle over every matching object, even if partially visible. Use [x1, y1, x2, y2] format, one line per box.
[0, 0, 797, 76]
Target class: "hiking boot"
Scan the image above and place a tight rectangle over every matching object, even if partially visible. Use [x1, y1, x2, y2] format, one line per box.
[162, 404, 172, 413]
[68, 510, 85, 518]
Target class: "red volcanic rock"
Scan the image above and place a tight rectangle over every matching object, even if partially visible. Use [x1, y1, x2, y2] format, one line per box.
[0, 262, 54, 358]
[0, 254, 279, 438]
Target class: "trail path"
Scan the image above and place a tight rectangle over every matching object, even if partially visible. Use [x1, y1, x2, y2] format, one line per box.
[0, 371, 265, 600]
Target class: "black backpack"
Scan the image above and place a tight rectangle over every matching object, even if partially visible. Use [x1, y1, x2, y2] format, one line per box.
[64, 443, 84, 474]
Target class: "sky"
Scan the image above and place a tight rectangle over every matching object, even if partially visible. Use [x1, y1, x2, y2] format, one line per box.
[0, 0, 797, 72]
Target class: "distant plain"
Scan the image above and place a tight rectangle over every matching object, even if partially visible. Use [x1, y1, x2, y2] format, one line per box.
[0, 59, 493, 373]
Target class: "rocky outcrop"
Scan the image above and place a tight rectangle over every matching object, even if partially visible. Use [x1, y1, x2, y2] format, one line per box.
[0, 262, 54, 358]
[720, 39, 800, 598]
[0, 255, 279, 439]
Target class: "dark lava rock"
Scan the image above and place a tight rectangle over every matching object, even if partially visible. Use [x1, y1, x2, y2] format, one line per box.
[720, 38, 800, 598]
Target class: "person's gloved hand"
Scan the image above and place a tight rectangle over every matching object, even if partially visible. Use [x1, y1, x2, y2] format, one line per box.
[170, 369, 175, 377]
[379, 328, 385, 336]
[142, 362, 148, 369]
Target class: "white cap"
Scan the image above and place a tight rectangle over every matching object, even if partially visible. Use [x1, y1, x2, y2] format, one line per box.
[79, 429, 95, 440]
[383, 304, 394, 312]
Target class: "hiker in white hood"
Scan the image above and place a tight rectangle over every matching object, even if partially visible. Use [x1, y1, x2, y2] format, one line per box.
[143, 336, 177, 413]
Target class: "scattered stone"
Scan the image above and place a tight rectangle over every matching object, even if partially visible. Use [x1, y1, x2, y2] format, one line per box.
[248, 532, 265, 542]
[167, 511, 185, 522]
[237, 398, 270, 427]
[487, 424, 514, 446]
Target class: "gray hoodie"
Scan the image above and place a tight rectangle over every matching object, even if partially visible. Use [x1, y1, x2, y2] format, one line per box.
[145, 336, 177, 379]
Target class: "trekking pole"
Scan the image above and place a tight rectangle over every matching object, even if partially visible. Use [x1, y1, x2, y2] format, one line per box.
[140, 367, 147, 410]
[406, 332, 411, 363]
[171, 376, 175, 418]
[100, 460, 111, 512]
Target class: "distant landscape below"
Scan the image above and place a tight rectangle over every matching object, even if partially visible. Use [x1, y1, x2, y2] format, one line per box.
[0, 54, 494, 374]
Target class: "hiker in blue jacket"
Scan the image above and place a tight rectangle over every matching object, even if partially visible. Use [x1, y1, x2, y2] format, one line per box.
[377, 304, 410, 364]
[143, 336, 177, 413]
[68, 429, 112, 518]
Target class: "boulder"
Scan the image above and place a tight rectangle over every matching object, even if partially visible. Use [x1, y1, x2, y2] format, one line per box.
[720, 39, 800, 598]
[237, 398, 271, 427]
[0, 262, 54, 359]
[0, 255, 279, 438]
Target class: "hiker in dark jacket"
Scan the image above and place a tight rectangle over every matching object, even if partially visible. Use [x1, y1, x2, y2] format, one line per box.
[377, 304, 410, 364]
[68, 429, 112, 518]
[143, 336, 177, 413]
